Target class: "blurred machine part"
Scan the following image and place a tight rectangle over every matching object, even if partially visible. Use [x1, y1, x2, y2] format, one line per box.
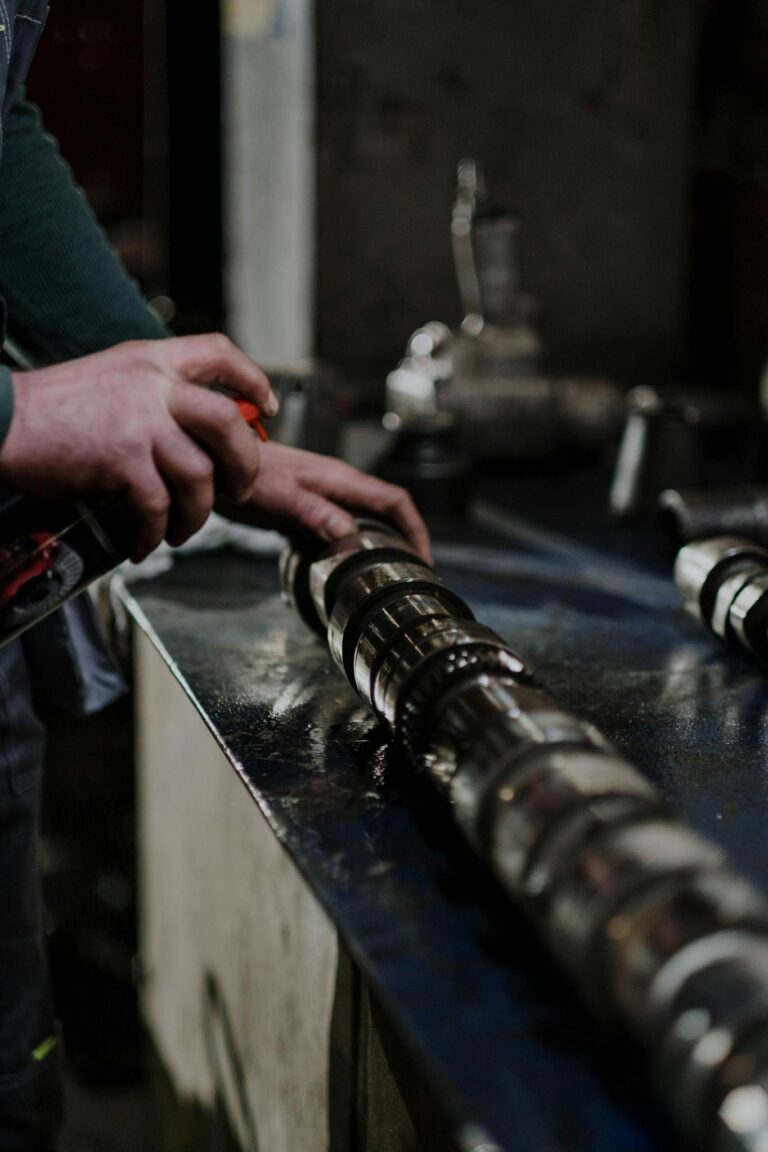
[610, 387, 703, 519]
[450, 158, 542, 363]
[384, 160, 624, 463]
[265, 363, 341, 456]
[675, 535, 768, 665]
[282, 520, 768, 1151]
[611, 388, 767, 521]
[660, 487, 768, 548]
[375, 413, 472, 519]
[384, 323, 452, 424]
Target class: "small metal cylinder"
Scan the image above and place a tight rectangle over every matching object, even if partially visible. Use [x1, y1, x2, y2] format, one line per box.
[712, 1030, 768, 1152]
[660, 487, 768, 549]
[326, 559, 455, 676]
[279, 534, 329, 635]
[601, 869, 768, 1035]
[675, 536, 768, 663]
[434, 680, 615, 842]
[312, 544, 430, 633]
[280, 519, 419, 633]
[545, 818, 724, 997]
[653, 940, 768, 1142]
[352, 590, 473, 703]
[487, 748, 658, 900]
[372, 616, 512, 728]
[398, 645, 528, 759]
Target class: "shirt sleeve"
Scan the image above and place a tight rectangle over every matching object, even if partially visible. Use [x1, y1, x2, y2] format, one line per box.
[0, 93, 168, 374]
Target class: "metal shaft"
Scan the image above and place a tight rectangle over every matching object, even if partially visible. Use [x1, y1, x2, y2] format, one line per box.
[661, 487, 768, 548]
[675, 535, 768, 665]
[281, 521, 768, 1150]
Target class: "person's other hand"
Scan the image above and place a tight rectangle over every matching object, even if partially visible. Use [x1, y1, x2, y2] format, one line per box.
[0, 335, 278, 561]
[222, 441, 431, 562]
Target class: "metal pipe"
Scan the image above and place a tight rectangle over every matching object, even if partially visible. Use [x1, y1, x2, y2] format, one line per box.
[281, 521, 768, 1150]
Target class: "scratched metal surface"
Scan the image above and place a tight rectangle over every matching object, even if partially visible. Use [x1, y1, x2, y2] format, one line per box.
[120, 497, 768, 1152]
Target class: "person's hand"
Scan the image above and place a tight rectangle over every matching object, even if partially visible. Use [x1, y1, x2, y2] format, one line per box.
[0, 335, 279, 561]
[221, 441, 432, 562]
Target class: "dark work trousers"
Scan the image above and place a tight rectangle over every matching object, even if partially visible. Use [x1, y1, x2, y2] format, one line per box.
[0, 640, 62, 1150]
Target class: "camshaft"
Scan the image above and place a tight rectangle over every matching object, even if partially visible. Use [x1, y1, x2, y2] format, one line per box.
[281, 520, 768, 1151]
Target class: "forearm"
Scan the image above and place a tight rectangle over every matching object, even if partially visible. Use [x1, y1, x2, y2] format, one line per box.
[0, 94, 167, 369]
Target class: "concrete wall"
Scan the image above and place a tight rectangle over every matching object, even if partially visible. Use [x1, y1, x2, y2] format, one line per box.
[221, 0, 699, 391]
[315, 0, 699, 390]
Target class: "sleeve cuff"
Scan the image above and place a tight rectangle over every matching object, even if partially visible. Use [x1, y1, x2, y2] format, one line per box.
[0, 366, 15, 449]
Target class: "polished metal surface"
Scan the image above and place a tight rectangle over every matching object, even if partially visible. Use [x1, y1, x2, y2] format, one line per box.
[373, 616, 509, 727]
[609, 878, 768, 1051]
[352, 590, 473, 702]
[308, 523, 426, 628]
[654, 939, 768, 1141]
[729, 573, 768, 658]
[546, 819, 724, 992]
[675, 536, 768, 663]
[660, 486, 768, 549]
[674, 536, 759, 623]
[329, 563, 465, 677]
[488, 748, 657, 898]
[710, 564, 765, 641]
[283, 521, 768, 1151]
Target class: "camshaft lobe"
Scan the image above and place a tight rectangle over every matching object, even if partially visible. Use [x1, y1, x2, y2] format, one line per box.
[281, 522, 768, 1150]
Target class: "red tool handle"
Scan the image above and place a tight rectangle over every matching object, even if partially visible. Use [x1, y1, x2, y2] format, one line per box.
[235, 399, 269, 442]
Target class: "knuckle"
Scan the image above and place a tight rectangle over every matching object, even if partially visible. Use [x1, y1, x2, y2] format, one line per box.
[145, 491, 171, 520]
[218, 400, 242, 432]
[189, 454, 215, 484]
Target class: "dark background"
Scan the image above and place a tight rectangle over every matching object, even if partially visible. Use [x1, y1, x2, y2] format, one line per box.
[26, 0, 768, 399]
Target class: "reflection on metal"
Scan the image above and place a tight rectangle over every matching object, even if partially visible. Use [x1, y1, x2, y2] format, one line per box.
[610, 386, 702, 519]
[661, 487, 768, 549]
[676, 536, 768, 666]
[282, 521, 768, 1151]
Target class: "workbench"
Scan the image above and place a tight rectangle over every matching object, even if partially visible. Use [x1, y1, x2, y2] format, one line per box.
[120, 467, 768, 1152]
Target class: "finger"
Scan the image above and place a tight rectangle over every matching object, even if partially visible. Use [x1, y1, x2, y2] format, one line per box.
[124, 467, 172, 562]
[314, 465, 432, 562]
[370, 484, 432, 563]
[281, 487, 358, 542]
[153, 428, 216, 547]
[167, 383, 261, 502]
[163, 334, 279, 416]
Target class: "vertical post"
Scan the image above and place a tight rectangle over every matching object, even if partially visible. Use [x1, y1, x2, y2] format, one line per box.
[222, 0, 315, 363]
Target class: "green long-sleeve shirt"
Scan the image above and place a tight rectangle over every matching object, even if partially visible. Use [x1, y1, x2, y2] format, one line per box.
[0, 93, 168, 440]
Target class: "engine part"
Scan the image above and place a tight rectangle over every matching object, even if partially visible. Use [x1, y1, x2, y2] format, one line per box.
[282, 521, 768, 1150]
[610, 387, 703, 519]
[674, 536, 768, 663]
[375, 414, 473, 519]
[660, 486, 768, 548]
